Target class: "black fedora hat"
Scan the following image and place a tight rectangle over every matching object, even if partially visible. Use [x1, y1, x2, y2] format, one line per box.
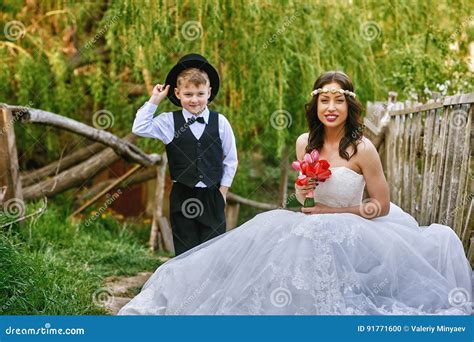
[165, 53, 220, 107]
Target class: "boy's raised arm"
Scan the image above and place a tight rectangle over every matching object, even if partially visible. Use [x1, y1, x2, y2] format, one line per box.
[132, 84, 174, 144]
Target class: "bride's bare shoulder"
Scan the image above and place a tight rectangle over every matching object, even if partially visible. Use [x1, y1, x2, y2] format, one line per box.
[296, 132, 309, 146]
[295, 133, 309, 159]
[355, 136, 381, 166]
[356, 136, 377, 152]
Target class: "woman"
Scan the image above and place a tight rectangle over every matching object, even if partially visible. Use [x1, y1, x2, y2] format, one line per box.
[119, 71, 472, 315]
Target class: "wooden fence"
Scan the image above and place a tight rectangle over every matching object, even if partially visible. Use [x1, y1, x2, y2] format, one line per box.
[365, 92, 473, 265]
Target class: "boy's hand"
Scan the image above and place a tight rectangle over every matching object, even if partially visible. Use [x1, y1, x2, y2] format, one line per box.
[219, 186, 228, 204]
[149, 84, 170, 105]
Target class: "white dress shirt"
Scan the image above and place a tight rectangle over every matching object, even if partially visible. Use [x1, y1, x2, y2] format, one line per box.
[132, 102, 238, 187]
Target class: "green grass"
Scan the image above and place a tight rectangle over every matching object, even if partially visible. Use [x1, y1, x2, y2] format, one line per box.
[0, 196, 169, 315]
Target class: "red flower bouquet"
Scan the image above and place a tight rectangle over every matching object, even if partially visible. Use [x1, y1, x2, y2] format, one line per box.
[292, 150, 332, 208]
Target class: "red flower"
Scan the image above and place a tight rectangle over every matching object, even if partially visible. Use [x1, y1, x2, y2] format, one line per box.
[314, 159, 331, 182]
[295, 175, 309, 186]
[292, 149, 332, 185]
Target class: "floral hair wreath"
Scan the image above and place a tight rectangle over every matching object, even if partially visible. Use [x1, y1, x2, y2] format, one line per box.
[311, 87, 356, 98]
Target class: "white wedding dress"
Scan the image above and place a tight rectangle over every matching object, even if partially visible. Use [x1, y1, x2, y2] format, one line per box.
[118, 166, 472, 315]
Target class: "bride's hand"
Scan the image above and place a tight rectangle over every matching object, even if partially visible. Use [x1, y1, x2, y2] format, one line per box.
[301, 203, 333, 215]
[294, 180, 317, 197]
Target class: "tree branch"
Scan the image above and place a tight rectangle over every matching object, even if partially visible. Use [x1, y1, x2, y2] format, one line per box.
[5, 105, 161, 166]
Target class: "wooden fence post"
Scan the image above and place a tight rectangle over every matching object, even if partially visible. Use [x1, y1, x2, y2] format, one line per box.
[278, 145, 289, 208]
[225, 203, 240, 231]
[0, 106, 23, 205]
[150, 153, 174, 253]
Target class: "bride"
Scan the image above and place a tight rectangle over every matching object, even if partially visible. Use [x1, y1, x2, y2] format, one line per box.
[118, 71, 472, 315]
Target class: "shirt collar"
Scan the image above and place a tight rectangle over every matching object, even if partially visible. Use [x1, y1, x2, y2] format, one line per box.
[182, 107, 209, 124]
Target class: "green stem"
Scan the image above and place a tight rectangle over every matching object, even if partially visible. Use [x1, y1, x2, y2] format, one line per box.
[303, 197, 315, 208]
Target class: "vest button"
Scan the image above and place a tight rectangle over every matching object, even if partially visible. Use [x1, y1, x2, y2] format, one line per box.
[199, 175, 203, 179]
[197, 142, 201, 147]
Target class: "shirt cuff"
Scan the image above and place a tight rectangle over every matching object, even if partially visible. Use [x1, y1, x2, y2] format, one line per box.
[220, 175, 233, 188]
[142, 101, 158, 113]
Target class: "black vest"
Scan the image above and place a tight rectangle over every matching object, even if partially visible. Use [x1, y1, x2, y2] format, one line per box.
[166, 110, 224, 188]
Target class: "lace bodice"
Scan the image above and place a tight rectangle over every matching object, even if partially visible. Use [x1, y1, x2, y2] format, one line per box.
[314, 166, 365, 208]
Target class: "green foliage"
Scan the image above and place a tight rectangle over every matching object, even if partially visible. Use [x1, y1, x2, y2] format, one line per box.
[0, 198, 166, 314]
[1, 0, 473, 201]
[0, 233, 107, 315]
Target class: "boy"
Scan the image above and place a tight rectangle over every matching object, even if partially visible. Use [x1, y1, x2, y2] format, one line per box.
[132, 53, 238, 256]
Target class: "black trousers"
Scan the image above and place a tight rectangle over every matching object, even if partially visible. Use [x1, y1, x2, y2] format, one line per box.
[169, 182, 226, 256]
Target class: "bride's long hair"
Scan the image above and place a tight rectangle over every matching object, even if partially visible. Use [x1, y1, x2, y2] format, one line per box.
[305, 71, 364, 160]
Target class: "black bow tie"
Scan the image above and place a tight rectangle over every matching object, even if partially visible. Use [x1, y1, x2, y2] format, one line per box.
[187, 116, 205, 124]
